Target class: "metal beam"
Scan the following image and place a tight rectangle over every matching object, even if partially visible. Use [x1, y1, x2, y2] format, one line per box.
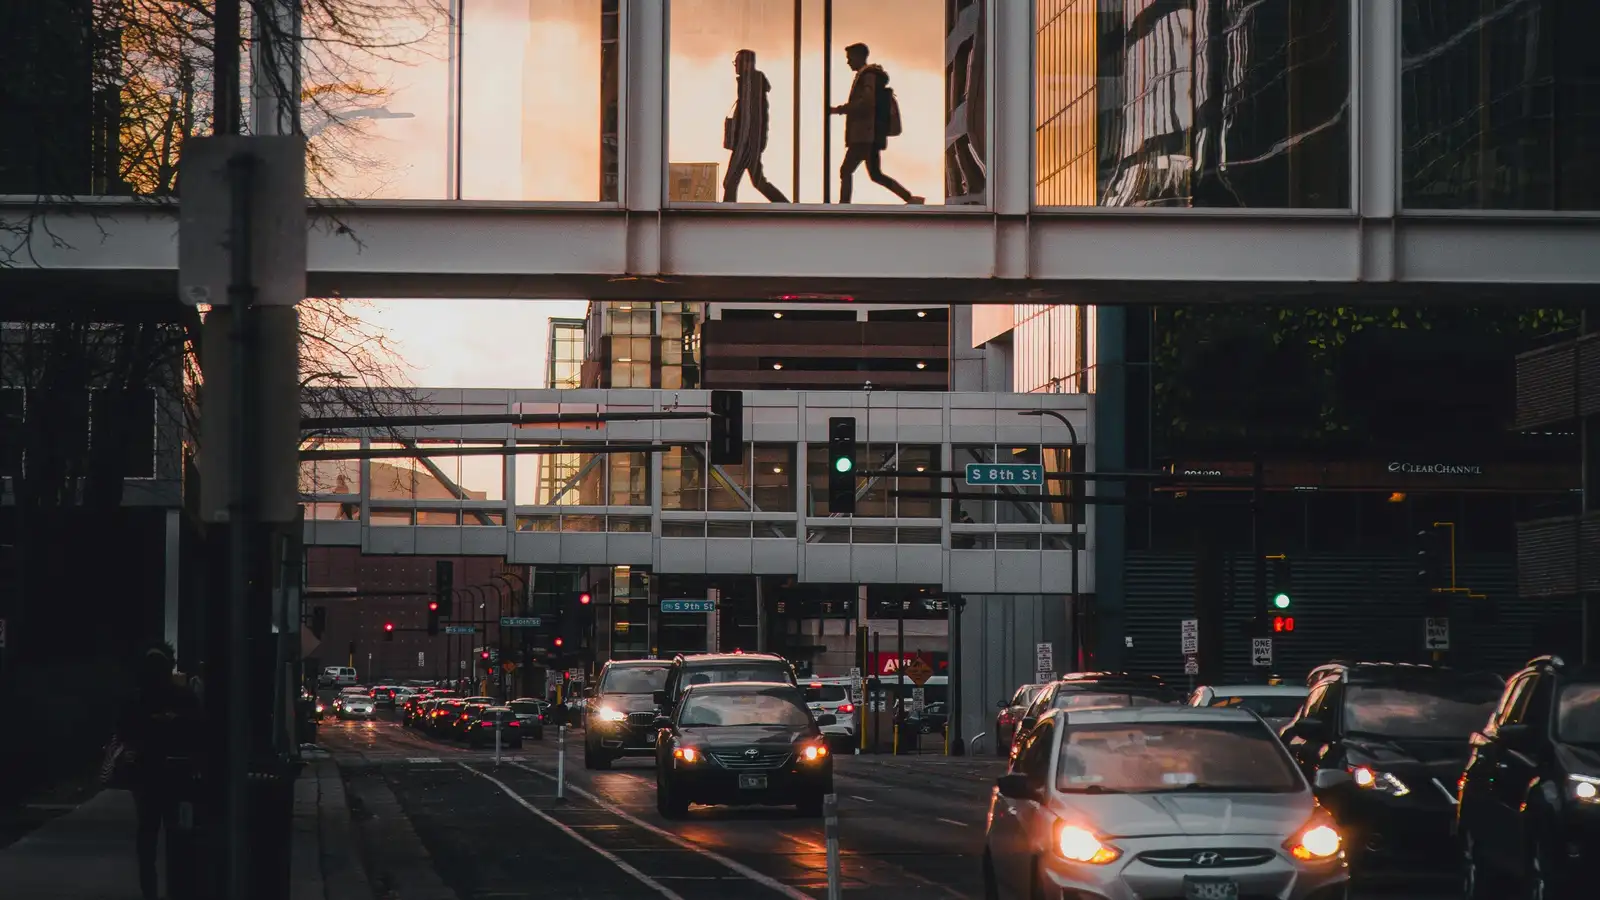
[299, 443, 667, 460]
[303, 411, 711, 430]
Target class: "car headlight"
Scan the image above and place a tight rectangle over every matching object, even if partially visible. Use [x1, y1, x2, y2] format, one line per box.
[315, 704, 324, 713]
[1349, 766, 1410, 797]
[1054, 824, 1120, 864]
[1569, 774, 1600, 804]
[1286, 821, 1343, 861]
[801, 743, 829, 763]
[596, 706, 627, 722]
[673, 747, 700, 763]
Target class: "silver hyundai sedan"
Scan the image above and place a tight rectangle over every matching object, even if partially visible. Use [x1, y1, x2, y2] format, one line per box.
[984, 706, 1350, 900]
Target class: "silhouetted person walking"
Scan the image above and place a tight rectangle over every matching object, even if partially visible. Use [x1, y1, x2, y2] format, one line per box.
[115, 645, 201, 900]
[830, 43, 923, 205]
[723, 49, 788, 203]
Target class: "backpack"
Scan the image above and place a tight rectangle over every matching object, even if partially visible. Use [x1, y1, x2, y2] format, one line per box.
[878, 83, 903, 138]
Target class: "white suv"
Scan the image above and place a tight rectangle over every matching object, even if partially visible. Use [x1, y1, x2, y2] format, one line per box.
[805, 679, 857, 749]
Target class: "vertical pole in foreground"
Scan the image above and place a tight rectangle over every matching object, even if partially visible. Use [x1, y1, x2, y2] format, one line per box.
[824, 793, 842, 900]
[792, 0, 802, 202]
[822, 0, 833, 203]
[556, 725, 567, 803]
[494, 719, 502, 767]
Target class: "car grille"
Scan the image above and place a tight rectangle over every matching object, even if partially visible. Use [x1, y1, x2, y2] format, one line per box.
[708, 749, 793, 771]
[1136, 849, 1277, 869]
[627, 712, 656, 727]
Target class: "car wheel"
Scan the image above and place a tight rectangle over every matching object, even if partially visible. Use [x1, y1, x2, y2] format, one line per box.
[1527, 837, 1563, 900]
[656, 778, 688, 819]
[584, 741, 610, 770]
[796, 792, 824, 817]
[980, 849, 1000, 900]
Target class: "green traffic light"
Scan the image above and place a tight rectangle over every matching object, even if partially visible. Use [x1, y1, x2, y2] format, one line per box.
[1272, 593, 1291, 610]
[834, 457, 853, 473]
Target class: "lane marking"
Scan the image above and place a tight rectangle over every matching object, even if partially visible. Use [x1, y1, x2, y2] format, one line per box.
[459, 764, 687, 900]
[406, 757, 443, 764]
[509, 761, 814, 900]
[850, 795, 874, 803]
[936, 817, 967, 828]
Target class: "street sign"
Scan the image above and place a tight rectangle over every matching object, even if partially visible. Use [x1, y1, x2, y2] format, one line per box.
[661, 599, 716, 613]
[911, 686, 926, 711]
[417, 652, 425, 667]
[904, 657, 934, 686]
[1425, 617, 1450, 651]
[1251, 637, 1273, 667]
[445, 625, 475, 635]
[965, 463, 1044, 486]
[1035, 642, 1054, 678]
[503, 662, 517, 673]
[499, 616, 543, 628]
[1180, 618, 1199, 655]
[1183, 656, 1199, 675]
[177, 135, 307, 307]
[1035, 671, 1053, 684]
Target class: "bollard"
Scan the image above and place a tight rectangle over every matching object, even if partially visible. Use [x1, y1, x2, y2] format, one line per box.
[494, 720, 502, 767]
[823, 793, 841, 900]
[556, 725, 567, 803]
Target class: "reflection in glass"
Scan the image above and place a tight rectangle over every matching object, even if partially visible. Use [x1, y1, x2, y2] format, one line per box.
[1401, 0, 1600, 210]
[751, 445, 797, 512]
[609, 452, 650, 506]
[663, 447, 706, 511]
[305, 0, 618, 200]
[1034, 0, 1350, 208]
[299, 440, 362, 495]
[708, 445, 754, 511]
[895, 445, 939, 517]
[515, 451, 604, 505]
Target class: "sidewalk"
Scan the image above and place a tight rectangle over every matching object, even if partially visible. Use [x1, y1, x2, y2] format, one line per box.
[0, 760, 368, 900]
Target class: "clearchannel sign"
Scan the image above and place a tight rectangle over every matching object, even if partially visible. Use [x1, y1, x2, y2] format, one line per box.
[1388, 462, 1483, 476]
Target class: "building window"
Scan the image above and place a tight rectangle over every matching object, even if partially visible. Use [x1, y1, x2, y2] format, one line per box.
[751, 445, 796, 512]
[662, 447, 706, 510]
[514, 450, 640, 506]
[608, 452, 650, 506]
[895, 444, 940, 517]
[707, 444, 753, 511]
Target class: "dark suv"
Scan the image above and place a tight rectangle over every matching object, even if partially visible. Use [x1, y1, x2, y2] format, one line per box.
[583, 659, 673, 770]
[1458, 655, 1600, 900]
[654, 681, 835, 819]
[1280, 661, 1504, 869]
[653, 652, 797, 711]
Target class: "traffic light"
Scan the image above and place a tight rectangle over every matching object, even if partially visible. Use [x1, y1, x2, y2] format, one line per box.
[1417, 527, 1446, 589]
[578, 592, 592, 606]
[426, 601, 440, 636]
[435, 560, 454, 616]
[1269, 556, 1292, 611]
[1272, 615, 1296, 634]
[480, 649, 490, 662]
[383, 622, 395, 641]
[827, 416, 857, 514]
[709, 390, 744, 465]
[553, 636, 565, 649]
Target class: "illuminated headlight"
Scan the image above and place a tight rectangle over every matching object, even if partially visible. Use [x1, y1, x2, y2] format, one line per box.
[595, 706, 627, 722]
[315, 704, 324, 714]
[1569, 774, 1600, 804]
[1054, 824, 1120, 864]
[1350, 766, 1410, 797]
[673, 747, 700, 763]
[801, 744, 829, 763]
[1287, 824, 1343, 861]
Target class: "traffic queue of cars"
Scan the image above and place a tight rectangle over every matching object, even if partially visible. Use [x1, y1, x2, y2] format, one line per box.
[984, 656, 1598, 900]
[397, 688, 549, 748]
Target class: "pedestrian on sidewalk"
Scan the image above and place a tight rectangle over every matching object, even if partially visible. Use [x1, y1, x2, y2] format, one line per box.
[114, 644, 202, 900]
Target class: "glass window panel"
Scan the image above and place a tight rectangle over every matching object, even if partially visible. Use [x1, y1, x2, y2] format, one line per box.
[369, 443, 424, 499]
[1400, 0, 1600, 210]
[661, 366, 684, 390]
[303, 502, 360, 521]
[751, 445, 796, 512]
[895, 444, 939, 517]
[668, 0, 976, 206]
[754, 520, 797, 538]
[952, 445, 995, 523]
[415, 440, 464, 499]
[458, 448, 506, 501]
[1040, 445, 1080, 526]
[608, 452, 650, 506]
[417, 509, 460, 526]
[898, 527, 942, 544]
[1035, 0, 1351, 208]
[303, 2, 450, 199]
[707, 521, 753, 538]
[514, 451, 593, 506]
[855, 442, 896, 517]
[662, 520, 706, 537]
[806, 442, 831, 516]
[560, 514, 604, 532]
[806, 526, 851, 543]
[371, 508, 413, 526]
[299, 439, 362, 494]
[463, 511, 506, 527]
[608, 516, 651, 532]
[662, 447, 706, 510]
[460, 0, 617, 201]
[708, 444, 753, 511]
[851, 526, 895, 543]
[516, 514, 560, 531]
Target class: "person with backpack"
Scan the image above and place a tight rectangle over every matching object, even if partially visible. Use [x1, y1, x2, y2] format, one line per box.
[722, 49, 789, 203]
[829, 42, 924, 205]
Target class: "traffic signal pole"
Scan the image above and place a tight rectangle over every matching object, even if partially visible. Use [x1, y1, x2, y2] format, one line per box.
[1251, 460, 1269, 684]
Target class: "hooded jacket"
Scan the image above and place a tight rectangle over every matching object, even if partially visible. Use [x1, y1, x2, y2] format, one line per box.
[842, 64, 889, 147]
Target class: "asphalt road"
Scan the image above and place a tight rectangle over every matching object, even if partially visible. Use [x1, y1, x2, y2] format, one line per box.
[316, 713, 1463, 900]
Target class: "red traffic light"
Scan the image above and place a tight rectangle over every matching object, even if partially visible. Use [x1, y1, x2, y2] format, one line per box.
[1272, 616, 1295, 633]
[553, 636, 565, 648]
[480, 650, 490, 660]
[578, 592, 592, 605]
[383, 622, 395, 632]
[428, 600, 439, 611]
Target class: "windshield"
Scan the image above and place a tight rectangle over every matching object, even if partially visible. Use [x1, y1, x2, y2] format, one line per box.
[682, 664, 794, 688]
[1558, 684, 1600, 744]
[1057, 721, 1302, 794]
[1344, 682, 1502, 739]
[600, 666, 670, 695]
[678, 691, 813, 727]
[1054, 692, 1168, 711]
[1207, 694, 1307, 719]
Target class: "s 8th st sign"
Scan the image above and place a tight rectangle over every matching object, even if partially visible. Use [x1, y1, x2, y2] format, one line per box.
[964, 463, 1043, 486]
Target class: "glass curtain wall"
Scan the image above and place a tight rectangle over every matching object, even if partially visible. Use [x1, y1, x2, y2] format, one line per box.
[1401, 0, 1600, 210]
[1034, 0, 1351, 208]
[668, 0, 983, 206]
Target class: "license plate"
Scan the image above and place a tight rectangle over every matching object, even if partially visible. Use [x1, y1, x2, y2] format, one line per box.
[1183, 877, 1238, 900]
[738, 775, 768, 790]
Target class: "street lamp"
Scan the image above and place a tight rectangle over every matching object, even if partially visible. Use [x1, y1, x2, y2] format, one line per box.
[1017, 409, 1082, 673]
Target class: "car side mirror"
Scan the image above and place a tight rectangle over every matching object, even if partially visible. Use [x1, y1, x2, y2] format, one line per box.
[652, 690, 668, 706]
[582, 687, 595, 698]
[996, 699, 1009, 710]
[995, 773, 1036, 800]
[1313, 768, 1353, 790]
[653, 715, 672, 729]
[816, 713, 838, 727]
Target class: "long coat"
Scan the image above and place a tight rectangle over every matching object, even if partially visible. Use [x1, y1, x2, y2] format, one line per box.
[841, 64, 889, 148]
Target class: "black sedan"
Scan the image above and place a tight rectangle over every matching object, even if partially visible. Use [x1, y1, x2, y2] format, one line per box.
[655, 682, 836, 819]
[466, 707, 525, 749]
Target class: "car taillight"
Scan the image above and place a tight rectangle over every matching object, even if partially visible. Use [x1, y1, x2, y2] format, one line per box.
[838, 703, 855, 714]
[479, 721, 492, 727]
[507, 720, 520, 727]
[998, 711, 1014, 726]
